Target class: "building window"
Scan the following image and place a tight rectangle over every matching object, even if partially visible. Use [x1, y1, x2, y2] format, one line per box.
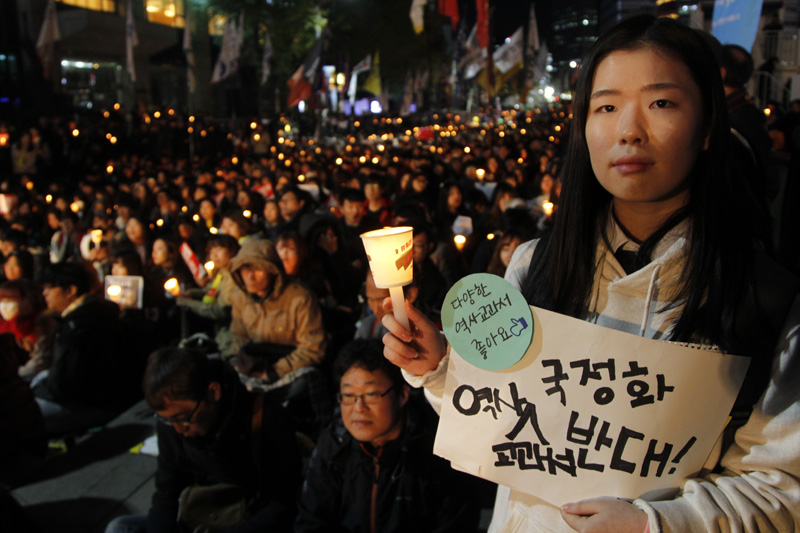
[57, 0, 116, 12]
[145, 0, 185, 28]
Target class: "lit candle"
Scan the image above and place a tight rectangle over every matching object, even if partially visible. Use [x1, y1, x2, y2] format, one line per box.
[204, 261, 215, 274]
[454, 234, 467, 251]
[543, 202, 554, 217]
[476, 168, 485, 181]
[360, 227, 414, 331]
[107, 284, 122, 301]
[164, 278, 181, 297]
[91, 229, 104, 245]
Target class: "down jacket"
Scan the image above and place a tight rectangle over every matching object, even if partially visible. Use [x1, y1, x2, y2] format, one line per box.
[228, 239, 327, 381]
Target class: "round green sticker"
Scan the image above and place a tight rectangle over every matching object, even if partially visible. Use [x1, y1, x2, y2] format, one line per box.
[441, 273, 533, 371]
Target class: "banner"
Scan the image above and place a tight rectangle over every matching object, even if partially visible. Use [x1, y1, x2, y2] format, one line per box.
[435, 275, 750, 506]
[493, 27, 523, 74]
[261, 28, 273, 86]
[183, 4, 196, 94]
[438, 0, 459, 31]
[712, 0, 764, 52]
[36, 0, 60, 79]
[211, 11, 244, 84]
[410, 0, 427, 34]
[288, 34, 325, 107]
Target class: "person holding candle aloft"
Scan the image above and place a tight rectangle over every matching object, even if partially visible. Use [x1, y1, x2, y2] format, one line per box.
[381, 14, 800, 533]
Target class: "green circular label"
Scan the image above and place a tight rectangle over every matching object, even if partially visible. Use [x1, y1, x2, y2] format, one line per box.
[441, 273, 533, 371]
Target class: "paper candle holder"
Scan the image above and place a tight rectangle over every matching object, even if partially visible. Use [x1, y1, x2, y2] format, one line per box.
[361, 226, 414, 330]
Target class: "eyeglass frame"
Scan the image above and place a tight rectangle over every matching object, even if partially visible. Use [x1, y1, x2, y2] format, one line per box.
[337, 386, 395, 406]
[153, 398, 204, 427]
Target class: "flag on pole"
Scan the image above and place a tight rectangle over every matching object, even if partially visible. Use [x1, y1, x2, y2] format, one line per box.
[493, 27, 523, 74]
[287, 34, 325, 108]
[476, 0, 490, 49]
[438, 0, 459, 32]
[532, 42, 549, 84]
[526, 3, 540, 54]
[410, 0, 427, 34]
[211, 11, 244, 84]
[363, 52, 382, 97]
[260, 28, 273, 86]
[36, 0, 60, 79]
[183, 4, 196, 94]
[125, 0, 139, 82]
[347, 54, 371, 107]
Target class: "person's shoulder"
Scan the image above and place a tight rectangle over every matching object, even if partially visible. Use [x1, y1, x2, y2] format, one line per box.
[313, 418, 354, 463]
[504, 238, 539, 290]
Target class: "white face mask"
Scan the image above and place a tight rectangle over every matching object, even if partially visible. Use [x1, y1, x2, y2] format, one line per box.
[0, 300, 19, 321]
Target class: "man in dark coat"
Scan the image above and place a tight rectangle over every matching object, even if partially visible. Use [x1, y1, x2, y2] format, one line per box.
[295, 339, 479, 532]
[105, 347, 301, 533]
[34, 262, 139, 434]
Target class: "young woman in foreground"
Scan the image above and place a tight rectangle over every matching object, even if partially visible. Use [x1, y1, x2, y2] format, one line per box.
[382, 14, 800, 533]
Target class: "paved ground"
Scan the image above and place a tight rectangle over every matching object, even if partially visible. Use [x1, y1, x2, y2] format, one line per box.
[11, 401, 158, 533]
[10, 400, 494, 532]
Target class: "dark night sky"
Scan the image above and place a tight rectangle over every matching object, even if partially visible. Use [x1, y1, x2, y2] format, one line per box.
[457, 0, 553, 47]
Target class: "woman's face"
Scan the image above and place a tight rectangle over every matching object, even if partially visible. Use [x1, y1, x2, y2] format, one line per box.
[151, 239, 170, 266]
[263, 202, 280, 225]
[4, 256, 22, 281]
[126, 218, 144, 243]
[111, 261, 128, 276]
[540, 174, 554, 195]
[237, 190, 250, 208]
[585, 46, 708, 214]
[276, 239, 300, 276]
[199, 200, 216, 221]
[447, 186, 462, 211]
[220, 217, 242, 239]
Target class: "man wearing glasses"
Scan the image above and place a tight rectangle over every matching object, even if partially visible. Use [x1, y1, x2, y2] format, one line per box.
[105, 347, 301, 533]
[295, 339, 480, 532]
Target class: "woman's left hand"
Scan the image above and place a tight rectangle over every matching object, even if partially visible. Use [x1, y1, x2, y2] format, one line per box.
[560, 498, 648, 533]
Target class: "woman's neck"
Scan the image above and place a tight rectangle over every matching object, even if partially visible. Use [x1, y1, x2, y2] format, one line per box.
[611, 196, 688, 243]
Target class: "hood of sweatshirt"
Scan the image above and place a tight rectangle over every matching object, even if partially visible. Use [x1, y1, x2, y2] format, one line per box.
[229, 238, 286, 300]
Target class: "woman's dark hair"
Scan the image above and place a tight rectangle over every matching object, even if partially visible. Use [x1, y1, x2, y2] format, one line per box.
[113, 251, 144, 276]
[0, 279, 44, 320]
[521, 14, 756, 353]
[4, 249, 34, 280]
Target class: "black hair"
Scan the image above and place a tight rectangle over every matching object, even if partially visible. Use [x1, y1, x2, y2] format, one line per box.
[521, 14, 756, 353]
[4, 249, 34, 279]
[339, 187, 366, 204]
[721, 44, 754, 88]
[42, 261, 94, 297]
[143, 347, 217, 409]
[206, 234, 240, 257]
[1, 229, 27, 249]
[332, 339, 405, 392]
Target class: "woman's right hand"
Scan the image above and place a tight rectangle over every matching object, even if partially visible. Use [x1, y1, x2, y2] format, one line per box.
[381, 298, 446, 376]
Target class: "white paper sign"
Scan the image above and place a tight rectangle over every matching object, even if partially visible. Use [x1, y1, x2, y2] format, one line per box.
[434, 305, 750, 506]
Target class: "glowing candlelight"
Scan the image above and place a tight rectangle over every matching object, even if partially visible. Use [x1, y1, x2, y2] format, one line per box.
[90, 229, 104, 245]
[454, 234, 467, 251]
[360, 226, 414, 331]
[476, 168, 485, 181]
[204, 261, 215, 274]
[107, 285, 122, 300]
[164, 278, 180, 297]
[543, 202, 554, 217]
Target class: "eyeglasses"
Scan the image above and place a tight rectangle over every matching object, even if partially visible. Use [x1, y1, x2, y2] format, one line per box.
[337, 386, 394, 406]
[154, 399, 203, 427]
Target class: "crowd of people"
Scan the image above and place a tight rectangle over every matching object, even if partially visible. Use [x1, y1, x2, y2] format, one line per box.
[2, 13, 800, 532]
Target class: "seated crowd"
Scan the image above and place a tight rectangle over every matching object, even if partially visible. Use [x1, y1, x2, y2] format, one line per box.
[0, 108, 566, 530]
